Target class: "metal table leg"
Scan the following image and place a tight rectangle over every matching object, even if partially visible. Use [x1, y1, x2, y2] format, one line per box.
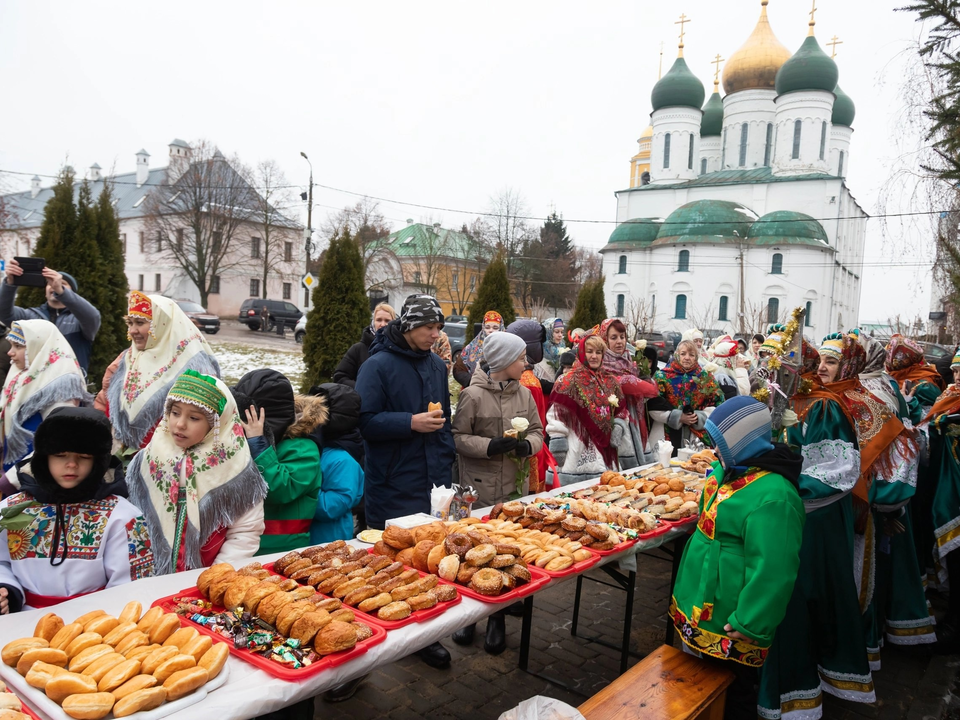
[518, 595, 533, 671]
[571, 575, 583, 637]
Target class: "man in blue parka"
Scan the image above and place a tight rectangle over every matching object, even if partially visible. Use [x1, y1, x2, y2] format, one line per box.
[356, 293, 455, 669]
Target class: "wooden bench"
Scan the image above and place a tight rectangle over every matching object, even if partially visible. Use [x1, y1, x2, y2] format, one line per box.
[578, 644, 735, 720]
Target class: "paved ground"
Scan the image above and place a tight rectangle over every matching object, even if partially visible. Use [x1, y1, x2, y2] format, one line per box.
[212, 319, 303, 351]
[305, 542, 960, 720]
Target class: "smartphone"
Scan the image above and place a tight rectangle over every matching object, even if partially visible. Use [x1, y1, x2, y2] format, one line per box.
[11, 257, 46, 288]
[903, 380, 914, 394]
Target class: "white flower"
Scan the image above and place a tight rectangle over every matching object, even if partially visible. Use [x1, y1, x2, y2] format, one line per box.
[608, 394, 619, 408]
[557, 347, 570, 355]
[781, 409, 799, 428]
[636, 339, 647, 351]
[511, 417, 530, 433]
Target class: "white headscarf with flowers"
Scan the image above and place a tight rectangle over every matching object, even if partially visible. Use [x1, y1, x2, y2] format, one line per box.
[0, 319, 89, 467]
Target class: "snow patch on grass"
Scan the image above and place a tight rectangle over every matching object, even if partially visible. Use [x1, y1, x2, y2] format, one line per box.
[209, 341, 305, 388]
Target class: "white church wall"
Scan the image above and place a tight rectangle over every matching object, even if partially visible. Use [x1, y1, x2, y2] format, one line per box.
[720, 89, 777, 170]
[771, 91, 835, 177]
[650, 107, 702, 184]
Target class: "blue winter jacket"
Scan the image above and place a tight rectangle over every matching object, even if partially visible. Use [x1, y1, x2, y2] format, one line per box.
[356, 320, 455, 529]
[310, 447, 364, 543]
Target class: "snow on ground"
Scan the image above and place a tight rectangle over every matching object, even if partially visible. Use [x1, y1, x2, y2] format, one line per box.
[208, 341, 305, 388]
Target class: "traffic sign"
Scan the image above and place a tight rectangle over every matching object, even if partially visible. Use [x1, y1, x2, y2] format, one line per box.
[302, 273, 316, 290]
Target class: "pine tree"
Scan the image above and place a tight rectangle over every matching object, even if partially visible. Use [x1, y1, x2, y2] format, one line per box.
[569, 276, 608, 332]
[17, 168, 78, 309]
[301, 230, 369, 390]
[530, 212, 577, 310]
[87, 182, 129, 389]
[466, 253, 516, 341]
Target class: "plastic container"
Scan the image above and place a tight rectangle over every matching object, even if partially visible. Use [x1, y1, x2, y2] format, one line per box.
[584, 538, 638, 557]
[531, 551, 601, 578]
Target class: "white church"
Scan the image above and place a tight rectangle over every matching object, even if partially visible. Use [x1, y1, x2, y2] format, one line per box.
[602, 1, 865, 342]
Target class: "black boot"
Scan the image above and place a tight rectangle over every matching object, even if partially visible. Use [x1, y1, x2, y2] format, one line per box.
[415, 641, 451, 669]
[323, 674, 367, 702]
[452, 623, 475, 645]
[484, 613, 506, 655]
[504, 602, 525, 617]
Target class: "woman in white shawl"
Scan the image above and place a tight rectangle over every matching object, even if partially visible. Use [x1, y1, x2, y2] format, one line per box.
[97, 292, 220, 453]
[0, 320, 89, 474]
[705, 335, 751, 399]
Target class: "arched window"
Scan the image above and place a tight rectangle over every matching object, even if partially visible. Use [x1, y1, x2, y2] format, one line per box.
[767, 297, 780, 324]
[792, 120, 802, 159]
[718, 295, 729, 322]
[616, 294, 625, 317]
[721, 128, 727, 168]
[764, 123, 773, 166]
[805, 301, 813, 326]
[838, 150, 845, 177]
[677, 249, 690, 272]
[618, 255, 627, 274]
[663, 133, 671, 169]
[739, 122, 748, 167]
[700, 157, 707, 175]
[675, 294, 687, 320]
[688, 134, 695, 170]
[819, 121, 827, 160]
[771, 253, 783, 274]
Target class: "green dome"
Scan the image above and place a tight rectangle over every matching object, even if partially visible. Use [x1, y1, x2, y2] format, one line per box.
[832, 85, 855, 127]
[775, 35, 839, 96]
[606, 218, 662, 248]
[701, 90, 724, 136]
[653, 200, 757, 246]
[747, 210, 829, 246]
[651, 56, 706, 111]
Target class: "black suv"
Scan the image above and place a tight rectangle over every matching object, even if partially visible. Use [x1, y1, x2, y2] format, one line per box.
[238, 299, 303, 331]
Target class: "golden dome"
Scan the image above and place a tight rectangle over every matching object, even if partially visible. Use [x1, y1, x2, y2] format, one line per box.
[639, 124, 654, 140]
[722, 1, 792, 95]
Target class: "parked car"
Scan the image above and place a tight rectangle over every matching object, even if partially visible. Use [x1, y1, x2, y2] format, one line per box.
[446, 314, 468, 324]
[918, 341, 954, 366]
[238, 299, 303, 332]
[638, 331, 678, 364]
[294, 315, 306, 344]
[445, 322, 467, 355]
[175, 300, 220, 334]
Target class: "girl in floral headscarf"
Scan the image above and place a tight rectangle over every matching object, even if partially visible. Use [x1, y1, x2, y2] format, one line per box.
[535, 318, 566, 384]
[546, 333, 626, 486]
[0, 320, 89, 473]
[453, 310, 503, 388]
[127, 370, 267, 574]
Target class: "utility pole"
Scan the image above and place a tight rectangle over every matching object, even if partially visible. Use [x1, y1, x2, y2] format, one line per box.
[738, 238, 746, 336]
[300, 151, 313, 308]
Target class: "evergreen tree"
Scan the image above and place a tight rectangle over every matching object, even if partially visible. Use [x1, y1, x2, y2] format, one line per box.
[530, 212, 577, 310]
[301, 230, 369, 390]
[87, 182, 129, 389]
[466, 253, 516, 341]
[17, 168, 78, 308]
[569, 276, 608, 332]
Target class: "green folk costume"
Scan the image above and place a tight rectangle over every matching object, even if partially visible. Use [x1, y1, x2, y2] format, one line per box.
[758, 397, 876, 720]
[254, 437, 323, 556]
[929, 385, 960, 576]
[670, 463, 804, 668]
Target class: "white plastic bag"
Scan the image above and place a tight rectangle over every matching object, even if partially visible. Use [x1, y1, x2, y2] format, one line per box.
[498, 696, 587, 720]
[430, 484, 455, 519]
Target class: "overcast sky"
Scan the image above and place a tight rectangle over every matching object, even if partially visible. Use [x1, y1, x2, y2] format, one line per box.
[0, 0, 935, 324]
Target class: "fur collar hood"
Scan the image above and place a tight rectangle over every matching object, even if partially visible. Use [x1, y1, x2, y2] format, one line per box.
[285, 394, 329, 439]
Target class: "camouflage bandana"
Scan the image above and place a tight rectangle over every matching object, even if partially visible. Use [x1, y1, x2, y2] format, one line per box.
[399, 294, 444, 333]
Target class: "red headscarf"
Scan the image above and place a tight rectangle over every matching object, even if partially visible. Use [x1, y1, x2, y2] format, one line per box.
[885, 334, 945, 391]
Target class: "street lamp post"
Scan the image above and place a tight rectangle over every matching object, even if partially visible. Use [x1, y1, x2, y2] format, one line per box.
[300, 151, 313, 308]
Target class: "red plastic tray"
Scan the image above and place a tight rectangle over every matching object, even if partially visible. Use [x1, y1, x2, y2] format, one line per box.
[266, 561, 462, 630]
[662, 515, 698, 530]
[151, 589, 386, 681]
[5, 693, 40, 720]
[585, 538, 638, 556]
[444, 564, 552, 603]
[533, 551, 601, 578]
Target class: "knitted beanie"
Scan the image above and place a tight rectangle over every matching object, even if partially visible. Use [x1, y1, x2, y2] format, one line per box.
[399, 294, 444, 333]
[483, 331, 527, 373]
[704, 397, 774, 470]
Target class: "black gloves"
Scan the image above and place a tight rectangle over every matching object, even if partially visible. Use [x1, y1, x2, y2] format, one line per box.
[487, 436, 519, 457]
[514, 440, 532, 458]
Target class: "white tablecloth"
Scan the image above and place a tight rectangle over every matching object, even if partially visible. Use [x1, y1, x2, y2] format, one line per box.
[0, 474, 690, 719]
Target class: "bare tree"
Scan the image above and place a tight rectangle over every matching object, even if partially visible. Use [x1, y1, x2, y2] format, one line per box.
[572, 247, 602, 286]
[685, 302, 717, 335]
[486, 188, 530, 277]
[625, 296, 655, 338]
[440, 221, 490, 314]
[405, 222, 449, 294]
[321, 198, 393, 292]
[142, 141, 260, 307]
[243, 159, 298, 299]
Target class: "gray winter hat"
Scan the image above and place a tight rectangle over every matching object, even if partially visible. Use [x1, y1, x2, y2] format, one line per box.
[399, 294, 444, 333]
[484, 331, 527, 373]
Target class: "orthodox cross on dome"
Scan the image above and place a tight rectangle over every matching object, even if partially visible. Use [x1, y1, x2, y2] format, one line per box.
[675, 13, 691, 57]
[659, 40, 664, 79]
[711, 54, 724, 90]
[827, 34, 843, 58]
[808, 0, 817, 36]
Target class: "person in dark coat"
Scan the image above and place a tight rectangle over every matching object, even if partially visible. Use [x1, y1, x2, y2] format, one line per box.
[333, 303, 396, 388]
[355, 293, 454, 670]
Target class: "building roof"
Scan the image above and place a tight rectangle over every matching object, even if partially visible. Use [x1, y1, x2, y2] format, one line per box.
[620, 166, 839, 193]
[832, 85, 856, 127]
[652, 199, 758, 246]
[701, 90, 724, 137]
[381, 223, 487, 261]
[722, 1, 792, 95]
[775, 35, 839, 96]
[602, 218, 663, 251]
[651, 56, 705, 112]
[747, 210, 832, 247]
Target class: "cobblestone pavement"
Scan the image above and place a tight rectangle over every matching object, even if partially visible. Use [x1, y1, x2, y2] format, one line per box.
[308, 545, 960, 720]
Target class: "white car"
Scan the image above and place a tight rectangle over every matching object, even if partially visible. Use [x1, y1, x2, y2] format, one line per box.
[294, 315, 306, 344]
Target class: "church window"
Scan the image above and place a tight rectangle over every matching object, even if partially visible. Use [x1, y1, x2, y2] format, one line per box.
[792, 120, 802, 159]
[767, 297, 780, 324]
[675, 294, 687, 320]
[618, 255, 627, 274]
[718, 296, 729, 322]
[663, 133, 671, 169]
[819, 121, 827, 160]
[838, 150, 845, 176]
[771, 253, 783, 274]
[688, 135, 695, 170]
[738, 123, 748, 167]
[616, 294, 625, 317]
[700, 157, 707, 175]
[805, 301, 813, 326]
[677, 250, 690, 272]
[764, 123, 773, 166]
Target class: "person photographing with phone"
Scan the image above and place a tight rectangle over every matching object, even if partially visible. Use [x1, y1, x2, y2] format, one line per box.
[1, 258, 101, 374]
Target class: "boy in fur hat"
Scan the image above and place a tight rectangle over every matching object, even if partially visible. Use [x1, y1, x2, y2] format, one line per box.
[0, 407, 153, 612]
